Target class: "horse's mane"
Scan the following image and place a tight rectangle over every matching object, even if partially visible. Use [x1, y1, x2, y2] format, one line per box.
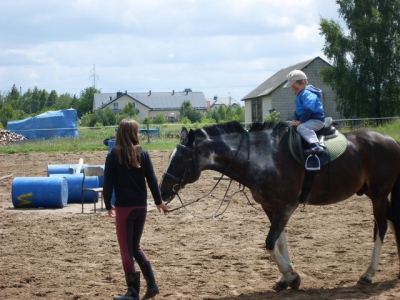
[249, 121, 289, 133]
[200, 121, 245, 137]
[197, 121, 289, 138]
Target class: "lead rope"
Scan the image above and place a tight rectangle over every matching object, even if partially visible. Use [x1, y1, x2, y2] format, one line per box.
[168, 130, 261, 218]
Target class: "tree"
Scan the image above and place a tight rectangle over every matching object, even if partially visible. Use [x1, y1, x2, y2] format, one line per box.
[319, 0, 400, 118]
[29, 87, 41, 114]
[38, 89, 49, 111]
[179, 100, 202, 123]
[265, 110, 281, 122]
[0, 105, 14, 127]
[204, 109, 221, 123]
[6, 84, 19, 102]
[153, 114, 167, 124]
[54, 93, 74, 110]
[0, 92, 4, 110]
[77, 87, 100, 117]
[121, 102, 137, 118]
[46, 90, 58, 108]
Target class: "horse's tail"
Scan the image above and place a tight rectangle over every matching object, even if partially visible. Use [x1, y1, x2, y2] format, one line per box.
[389, 173, 400, 278]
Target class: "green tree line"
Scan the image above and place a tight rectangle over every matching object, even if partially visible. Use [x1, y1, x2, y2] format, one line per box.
[0, 85, 245, 128]
[0, 84, 99, 127]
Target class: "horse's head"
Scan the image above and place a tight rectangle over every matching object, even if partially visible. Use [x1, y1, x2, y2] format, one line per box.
[160, 127, 200, 202]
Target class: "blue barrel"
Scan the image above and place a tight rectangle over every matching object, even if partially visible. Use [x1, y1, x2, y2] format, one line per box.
[47, 164, 89, 176]
[49, 174, 99, 203]
[12, 177, 68, 208]
[108, 139, 115, 153]
[139, 128, 160, 136]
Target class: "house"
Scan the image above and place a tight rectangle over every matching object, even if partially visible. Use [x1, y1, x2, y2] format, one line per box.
[93, 90, 207, 121]
[207, 96, 242, 110]
[241, 56, 341, 124]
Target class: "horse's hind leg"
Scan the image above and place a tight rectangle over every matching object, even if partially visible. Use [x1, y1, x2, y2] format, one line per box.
[388, 175, 400, 278]
[358, 195, 389, 285]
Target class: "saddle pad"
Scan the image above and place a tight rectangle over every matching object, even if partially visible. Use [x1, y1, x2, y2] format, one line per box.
[324, 132, 348, 159]
[289, 129, 348, 166]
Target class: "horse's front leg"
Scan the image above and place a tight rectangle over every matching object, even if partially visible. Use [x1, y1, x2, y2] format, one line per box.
[264, 206, 300, 291]
[271, 231, 300, 291]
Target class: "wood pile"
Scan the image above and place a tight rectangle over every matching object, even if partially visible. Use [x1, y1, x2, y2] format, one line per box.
[0, 129, 26, 145]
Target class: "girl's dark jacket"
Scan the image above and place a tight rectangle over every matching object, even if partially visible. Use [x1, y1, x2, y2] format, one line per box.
[103, 148, 162, 210]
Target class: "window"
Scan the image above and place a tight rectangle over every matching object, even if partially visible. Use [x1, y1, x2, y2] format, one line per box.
[113, 103, 119, 110]
[251, 99, 262, 123]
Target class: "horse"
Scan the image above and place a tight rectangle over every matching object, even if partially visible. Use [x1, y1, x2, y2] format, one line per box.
[159, 121, 400, 291]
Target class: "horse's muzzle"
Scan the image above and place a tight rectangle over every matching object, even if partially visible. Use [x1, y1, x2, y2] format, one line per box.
[161, 190, 176, 203]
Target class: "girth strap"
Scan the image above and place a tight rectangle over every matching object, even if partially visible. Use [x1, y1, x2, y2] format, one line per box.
[299, 171, 315, 203]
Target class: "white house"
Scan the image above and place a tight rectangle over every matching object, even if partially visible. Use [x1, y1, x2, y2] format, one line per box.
[207, 95, 242, 110]
[93, 90, 207, 121]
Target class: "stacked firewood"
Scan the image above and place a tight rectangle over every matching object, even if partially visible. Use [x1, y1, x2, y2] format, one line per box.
[0, 129, 26, 145]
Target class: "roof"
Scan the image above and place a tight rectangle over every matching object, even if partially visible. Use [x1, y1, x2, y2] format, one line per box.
[207, 96, 242, 108]
[94, 91, 207, 110]
[242, 56, 330, 100]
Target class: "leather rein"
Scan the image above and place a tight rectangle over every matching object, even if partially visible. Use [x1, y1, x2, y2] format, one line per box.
[162, 130, 257, 218]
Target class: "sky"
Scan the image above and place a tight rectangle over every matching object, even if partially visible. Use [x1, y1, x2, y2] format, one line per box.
[0, 0, 344, 101]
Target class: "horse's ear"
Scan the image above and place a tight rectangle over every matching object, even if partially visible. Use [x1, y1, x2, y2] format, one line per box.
[180, 127, 189, 144]
[187, 129, 195, 146]
[180, 127, 195, 146]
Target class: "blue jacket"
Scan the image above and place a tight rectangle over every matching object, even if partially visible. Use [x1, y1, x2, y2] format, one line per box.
[293, 85, 325, 123]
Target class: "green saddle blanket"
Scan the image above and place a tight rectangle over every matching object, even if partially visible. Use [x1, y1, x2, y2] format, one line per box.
[288, 127, 348, 167]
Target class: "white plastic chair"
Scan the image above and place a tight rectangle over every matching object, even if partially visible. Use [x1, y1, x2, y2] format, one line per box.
[81, 166, 104, 213]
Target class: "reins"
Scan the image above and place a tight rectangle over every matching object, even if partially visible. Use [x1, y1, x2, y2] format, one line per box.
[166, 129, 257, 218]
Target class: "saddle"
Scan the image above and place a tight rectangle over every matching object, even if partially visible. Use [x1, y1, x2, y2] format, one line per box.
[289, 117, 347, 171]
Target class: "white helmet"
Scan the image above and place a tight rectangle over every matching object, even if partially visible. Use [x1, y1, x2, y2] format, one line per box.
[283, 70, 307, 88]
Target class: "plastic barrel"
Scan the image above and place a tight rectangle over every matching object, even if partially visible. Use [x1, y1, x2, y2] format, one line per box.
[47, 164, 89, 176]
[11, 177, 68, 208]
[49, 174, 99, 203]
[108, 139, 115, 153]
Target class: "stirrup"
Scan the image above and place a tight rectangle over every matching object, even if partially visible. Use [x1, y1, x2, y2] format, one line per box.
[305, 154, 320, 171]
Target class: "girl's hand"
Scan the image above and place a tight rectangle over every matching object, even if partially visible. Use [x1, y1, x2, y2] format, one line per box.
[107, 207, 116, 218]
[156, 203, 169, 214]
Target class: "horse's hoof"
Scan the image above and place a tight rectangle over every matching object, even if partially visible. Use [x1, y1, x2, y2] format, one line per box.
[272, 281, 288, 292]
[357, 276, 372, 285]
[288, 272, 301, 290]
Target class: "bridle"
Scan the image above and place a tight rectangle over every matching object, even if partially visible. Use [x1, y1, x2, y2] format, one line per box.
[162, 143, 195, 195]
[162, 130, 258, 218]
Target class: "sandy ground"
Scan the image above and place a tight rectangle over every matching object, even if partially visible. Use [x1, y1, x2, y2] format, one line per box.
[1, 150, 400, 300]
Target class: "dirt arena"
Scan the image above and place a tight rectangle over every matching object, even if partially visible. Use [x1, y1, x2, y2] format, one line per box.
[1, 150, 400, 300]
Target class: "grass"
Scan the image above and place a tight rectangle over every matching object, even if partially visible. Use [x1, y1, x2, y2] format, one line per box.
[0, 127, 179, 153]
[365, 120, 400, 141]
[1, 120, 399, 153]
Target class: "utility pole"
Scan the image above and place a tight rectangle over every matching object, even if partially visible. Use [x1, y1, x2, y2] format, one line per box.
[89, 64, 99, 88]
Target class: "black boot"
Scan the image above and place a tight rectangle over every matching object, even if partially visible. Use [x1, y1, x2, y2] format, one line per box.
[113, 272, 140, 300]
[139, 261, 159, 299]
[309, 142, 324, 154]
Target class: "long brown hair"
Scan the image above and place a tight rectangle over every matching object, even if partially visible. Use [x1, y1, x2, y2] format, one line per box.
[114, 118, 141, 168]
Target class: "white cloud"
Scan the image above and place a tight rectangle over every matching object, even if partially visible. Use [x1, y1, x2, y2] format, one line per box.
[0, 0, 341, 99]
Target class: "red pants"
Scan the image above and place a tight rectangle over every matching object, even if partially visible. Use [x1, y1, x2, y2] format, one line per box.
[115, 206, 148, 274]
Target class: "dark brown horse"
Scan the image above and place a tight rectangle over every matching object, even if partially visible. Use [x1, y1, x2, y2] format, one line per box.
[159, 121, 400, 291]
